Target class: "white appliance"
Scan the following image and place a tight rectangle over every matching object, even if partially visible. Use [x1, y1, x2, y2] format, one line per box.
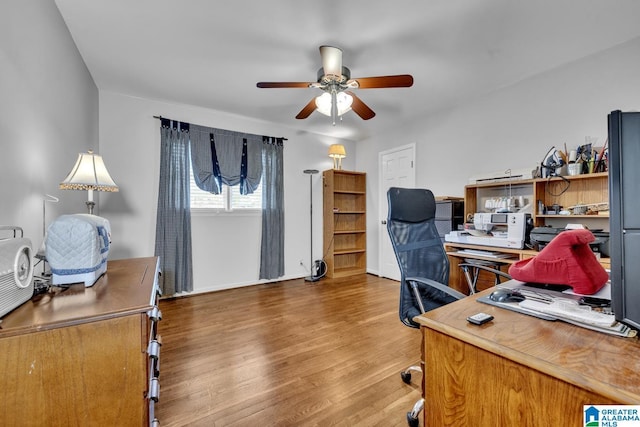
[445, 212, 528, 249]
[0, 226, 34, 318]
[45, 214, 111, 287]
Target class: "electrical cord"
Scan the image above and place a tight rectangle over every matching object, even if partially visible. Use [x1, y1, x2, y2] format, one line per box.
[539, 145, 571, 197]
[545, 174, 571, 197]
[321, 214, 339, 261]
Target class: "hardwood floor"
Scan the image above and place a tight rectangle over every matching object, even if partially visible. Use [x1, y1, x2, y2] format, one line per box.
[155, 274, 422, 427]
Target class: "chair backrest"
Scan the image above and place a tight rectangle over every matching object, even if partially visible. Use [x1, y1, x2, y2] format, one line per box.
[386, 187, 454, 327]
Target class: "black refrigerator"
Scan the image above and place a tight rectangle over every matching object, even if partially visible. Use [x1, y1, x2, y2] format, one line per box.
[608, 110, 640, 329]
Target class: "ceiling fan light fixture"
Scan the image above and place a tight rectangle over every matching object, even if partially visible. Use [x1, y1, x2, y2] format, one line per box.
[315, 92, 353, 117]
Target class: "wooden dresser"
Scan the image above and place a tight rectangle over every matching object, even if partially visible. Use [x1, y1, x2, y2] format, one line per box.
[0, 257, 161, 427]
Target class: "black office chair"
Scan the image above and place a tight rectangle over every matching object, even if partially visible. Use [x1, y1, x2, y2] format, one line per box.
[386, 187, 510, 427]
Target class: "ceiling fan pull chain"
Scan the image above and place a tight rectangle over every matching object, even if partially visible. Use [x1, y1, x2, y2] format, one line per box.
[331, 90, 337, 126]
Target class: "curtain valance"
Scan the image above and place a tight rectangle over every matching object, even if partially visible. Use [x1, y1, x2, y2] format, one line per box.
[190, 125, 264, 195]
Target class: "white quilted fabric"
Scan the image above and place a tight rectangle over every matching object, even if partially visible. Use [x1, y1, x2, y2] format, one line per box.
[45, 214, 110, 272]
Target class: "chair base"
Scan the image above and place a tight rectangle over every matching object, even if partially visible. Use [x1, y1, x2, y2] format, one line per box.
[401, 365, 421, 384]
[401, 365, 423, 425]
[406, 398, 424, 427]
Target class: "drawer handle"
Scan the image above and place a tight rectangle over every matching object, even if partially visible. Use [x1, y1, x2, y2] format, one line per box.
[149, 399, 160, 427]
[149, 377, 160, 402]
[147, 306, 162, 321]
[153, 354, 161, 378]
[149, 356, 160, 380]
[148, 339, 161, 359]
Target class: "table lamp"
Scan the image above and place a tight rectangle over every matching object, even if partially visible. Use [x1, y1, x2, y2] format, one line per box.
[328, 144, 346, 169]
[59, 150, 119, 214]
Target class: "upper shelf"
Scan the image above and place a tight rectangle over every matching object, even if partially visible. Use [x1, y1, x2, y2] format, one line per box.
[465, 172, 609, 227]
[466, 172, 608, 189]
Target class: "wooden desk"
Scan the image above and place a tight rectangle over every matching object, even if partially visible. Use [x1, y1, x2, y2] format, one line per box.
[415, 286, 640, 427]
[445, 242, 537, 293]
[445, 242, 611, 293]
[0, 257, 161, 427]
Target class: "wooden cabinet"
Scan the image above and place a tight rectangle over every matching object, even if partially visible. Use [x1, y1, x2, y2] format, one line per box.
[454, 173, 609, 293]
[322, 170, 366, 278]
[464, 172, 609, 228]
[0, 257, 161, 427]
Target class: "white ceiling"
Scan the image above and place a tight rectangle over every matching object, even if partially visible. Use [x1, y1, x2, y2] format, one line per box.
[55, 0, 640, 142]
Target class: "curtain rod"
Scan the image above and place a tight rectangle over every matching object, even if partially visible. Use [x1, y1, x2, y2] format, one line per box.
[153, 115, 287, 141]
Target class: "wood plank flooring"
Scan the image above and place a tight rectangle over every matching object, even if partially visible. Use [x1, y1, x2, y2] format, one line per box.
[155, 274, 422, 427]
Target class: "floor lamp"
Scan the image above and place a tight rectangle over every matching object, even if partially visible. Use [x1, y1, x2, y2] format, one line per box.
[303, 169, 320, 282]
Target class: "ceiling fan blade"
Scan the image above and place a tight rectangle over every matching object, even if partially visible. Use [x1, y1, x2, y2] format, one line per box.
[346, 91, 375, 120]
[319, 45, 342, 78]
[257, 82, 313, 88]
[295, 98, 318, 119]
[351, 74, 414, 89]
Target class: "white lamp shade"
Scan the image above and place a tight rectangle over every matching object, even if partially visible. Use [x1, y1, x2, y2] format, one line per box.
[315, 92, 353, 117]
[59, 151, 119, 192]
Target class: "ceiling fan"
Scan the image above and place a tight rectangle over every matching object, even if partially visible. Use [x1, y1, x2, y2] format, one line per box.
[257, 46, 414, 125]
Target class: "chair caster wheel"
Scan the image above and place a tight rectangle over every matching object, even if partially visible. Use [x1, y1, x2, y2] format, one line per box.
[401, 372, 412, 384]
[406, 412, 419, 427]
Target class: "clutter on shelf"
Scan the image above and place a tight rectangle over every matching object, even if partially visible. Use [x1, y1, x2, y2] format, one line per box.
[538, 137, 608, 178]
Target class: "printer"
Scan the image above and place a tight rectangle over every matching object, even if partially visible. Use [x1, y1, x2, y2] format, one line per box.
[445, 212, 531, 249]
[530, 226, 610, 257]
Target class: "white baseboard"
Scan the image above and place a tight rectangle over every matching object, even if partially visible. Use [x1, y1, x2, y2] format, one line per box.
[166, 273, 308, 298]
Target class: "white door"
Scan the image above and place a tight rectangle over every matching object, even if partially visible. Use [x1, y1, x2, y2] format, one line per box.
[379, 144, 416, 280]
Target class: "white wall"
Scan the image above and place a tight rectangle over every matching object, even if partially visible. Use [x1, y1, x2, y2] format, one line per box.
[0, 1, 98, 252]
[359, 37, 640, 275]
[99, 92, 355, 293]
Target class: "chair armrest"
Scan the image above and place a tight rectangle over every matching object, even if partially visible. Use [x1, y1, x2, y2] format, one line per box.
[406, 276, 466, 300]
[458, 263, 512, 281]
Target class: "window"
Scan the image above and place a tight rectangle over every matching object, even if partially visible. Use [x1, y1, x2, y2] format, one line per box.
[189, 167, 262, 211]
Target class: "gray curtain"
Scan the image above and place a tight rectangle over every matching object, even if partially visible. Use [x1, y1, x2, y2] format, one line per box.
[154, 119, 193, 294]
[189, 125, 263, 195]
[260, 137, 285, 279]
